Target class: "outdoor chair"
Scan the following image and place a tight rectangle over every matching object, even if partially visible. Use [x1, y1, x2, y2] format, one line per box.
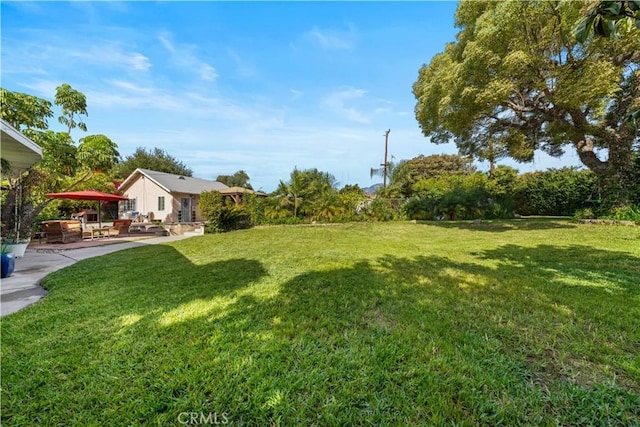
[107, 219, 133, 236]
[41, 220, 82, 243]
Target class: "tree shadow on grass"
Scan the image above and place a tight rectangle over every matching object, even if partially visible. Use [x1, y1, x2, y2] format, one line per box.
[40, 245, 268, 318]
[421, 218, 578, 232]
[2, 243, 639, 425]
[151, 243, 638, 424]
[1, 244, 269, 425]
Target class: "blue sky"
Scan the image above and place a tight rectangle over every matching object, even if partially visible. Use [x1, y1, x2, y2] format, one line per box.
[1, 1, 582, 192]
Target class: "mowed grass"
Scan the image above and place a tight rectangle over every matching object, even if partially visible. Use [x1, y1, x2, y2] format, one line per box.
[2, 220, 639, 426]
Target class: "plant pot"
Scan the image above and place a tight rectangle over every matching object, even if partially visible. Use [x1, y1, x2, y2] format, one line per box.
[3, 239, 30, 258]
[1, 253, 16, 278]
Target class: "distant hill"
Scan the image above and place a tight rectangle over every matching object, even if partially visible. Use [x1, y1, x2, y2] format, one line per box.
[362, 183, 382, 195]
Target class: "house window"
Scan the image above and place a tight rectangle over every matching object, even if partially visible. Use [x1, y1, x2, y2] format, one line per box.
[122, 198, 136, 212]
[158, 196, 165, 211]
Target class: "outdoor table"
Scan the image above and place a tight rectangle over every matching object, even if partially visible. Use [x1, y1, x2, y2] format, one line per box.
[84, 228, 110, 239]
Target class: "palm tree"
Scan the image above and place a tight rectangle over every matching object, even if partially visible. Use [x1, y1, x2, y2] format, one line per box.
[275, 170, 305, 218]
[312, 191, 344, 222]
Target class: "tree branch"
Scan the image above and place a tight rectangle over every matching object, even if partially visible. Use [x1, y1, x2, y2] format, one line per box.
[576, 138, 609, 175]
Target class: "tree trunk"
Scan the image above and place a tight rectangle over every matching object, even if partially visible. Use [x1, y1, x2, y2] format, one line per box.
[574, 135, 634, 207]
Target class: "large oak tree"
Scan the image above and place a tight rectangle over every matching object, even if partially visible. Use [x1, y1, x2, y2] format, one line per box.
[413, 0, 639, 205]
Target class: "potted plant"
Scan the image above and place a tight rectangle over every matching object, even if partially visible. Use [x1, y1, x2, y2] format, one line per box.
[1, 162, 43, 257]
[1, 242, 16, 278]
[1, 202, 34, 258]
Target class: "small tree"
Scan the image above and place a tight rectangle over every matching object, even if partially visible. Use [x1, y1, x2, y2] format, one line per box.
[216, 170, 252, 189]
[199, 190, 251, 232]
[1, 85, 120, 240]
[390, 154, 474, 197]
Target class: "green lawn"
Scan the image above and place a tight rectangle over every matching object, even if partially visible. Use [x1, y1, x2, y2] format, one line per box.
[2, 220, 639, 425]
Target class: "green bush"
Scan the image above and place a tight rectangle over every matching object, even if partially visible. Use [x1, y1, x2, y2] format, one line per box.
[403, 197, 435, 220]
[574, 208, 596, 220]
[603, 205, 640, 223]
[200, 190, 253, 233]
[514, 168, 598, 216]
[365, 198, 401, 221]
[404, 172, 515, 220]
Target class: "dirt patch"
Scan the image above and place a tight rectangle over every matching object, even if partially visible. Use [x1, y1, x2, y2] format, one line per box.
[363, 307, 395, 330]
[577, 219, 636, 226]
[527, 349, 638, 393]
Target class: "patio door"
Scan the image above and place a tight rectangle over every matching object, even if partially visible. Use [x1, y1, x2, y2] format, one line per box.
[180, 198, 190, 223]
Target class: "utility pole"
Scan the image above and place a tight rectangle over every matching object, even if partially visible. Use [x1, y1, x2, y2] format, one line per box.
[382, 129, 390, 188]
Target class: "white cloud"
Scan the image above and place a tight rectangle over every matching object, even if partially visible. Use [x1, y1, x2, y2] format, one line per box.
[66, 42, 152, 72]
[127, 52, 153, 71]
[18, 80, 60, 98]
[158, 32, 218, 82]
[86, 85, 187, 111]
[107, 80, 153, 95]
[304, 24, 357, 51]
[289, 89, 304, 102]
[227, 49, 257, 79]
[322, 87, 371, 124]
[1, 36, 151, 76]
[158, 34, 175, 53]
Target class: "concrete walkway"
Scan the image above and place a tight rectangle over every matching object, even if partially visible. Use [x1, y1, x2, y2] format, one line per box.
[0, 234, 191, 317]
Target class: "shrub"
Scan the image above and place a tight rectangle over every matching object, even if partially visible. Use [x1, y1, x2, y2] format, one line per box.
[365, 198, 401, 222]
[602, 205, 640, 223]
[200, 190, 253, 233]
[403, 197, 435, 220]
[404, 172, 515, 220]
[514, 168, 598, 216]
[574, 208, 596, 220]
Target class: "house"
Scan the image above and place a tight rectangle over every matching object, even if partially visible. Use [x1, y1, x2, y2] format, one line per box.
[1, 118, 43, 172]
[117, 168, 229, 223]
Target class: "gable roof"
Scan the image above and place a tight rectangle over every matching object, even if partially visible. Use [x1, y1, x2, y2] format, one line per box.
[118, 168, 229, 195]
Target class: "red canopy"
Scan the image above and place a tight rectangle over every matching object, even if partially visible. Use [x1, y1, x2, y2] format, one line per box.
[45, 190, 128, 202]
[45, 190, 128, 228]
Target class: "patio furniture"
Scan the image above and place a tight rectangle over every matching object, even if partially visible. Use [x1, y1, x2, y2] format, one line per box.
[107, 219, 132, 236]
[41, 220, 83, 243]
[83, 226, 105, 240]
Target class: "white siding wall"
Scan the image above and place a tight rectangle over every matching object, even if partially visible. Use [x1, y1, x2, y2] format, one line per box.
[120, 176, 174, 222]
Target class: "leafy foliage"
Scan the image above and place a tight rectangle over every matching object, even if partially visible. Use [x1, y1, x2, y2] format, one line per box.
[390, 154, 474, 197]
[55, 83, 88, 134]
[199, 190, 251, 233]
[413, 0, 640, 206]
[574, 0, 640, 42]
[0, 85, 120, 239]
[273, 168, 338, 220]
[405, 173, 494, 220]
[76, 135, 120, 172]
[216, 170, 252, 189]
[363, 198, 402, 221]
[514, 168, 599, 216]
[337, 184, 369, 222]
[115, 147, 192, 178]
[0, 88, 52, 130]
[403, 166, 596, 220]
